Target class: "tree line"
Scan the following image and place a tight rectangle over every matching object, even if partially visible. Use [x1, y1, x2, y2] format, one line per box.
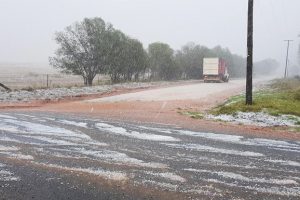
[50, 17, 246, 86]
[298, 43, 300, 66]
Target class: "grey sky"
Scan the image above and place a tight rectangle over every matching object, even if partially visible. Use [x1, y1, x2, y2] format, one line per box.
[0, 0, 299, 66]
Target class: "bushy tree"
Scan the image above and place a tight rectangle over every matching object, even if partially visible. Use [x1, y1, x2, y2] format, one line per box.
[210, 46, 246, 78]
[175, 43, 213, 79]
[148, 43, 180, 80]
[50, 18, 115, 86]
[107, 31, 148, 83]
[298, 43, 300, 66]
[50, 17, 247, 85]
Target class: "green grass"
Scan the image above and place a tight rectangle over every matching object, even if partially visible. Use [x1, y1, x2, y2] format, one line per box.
[178, 110, 204, 119]
[212, 78, 300, 117]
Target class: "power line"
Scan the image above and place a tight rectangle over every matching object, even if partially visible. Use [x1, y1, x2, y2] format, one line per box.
[284, 40, 293, 78]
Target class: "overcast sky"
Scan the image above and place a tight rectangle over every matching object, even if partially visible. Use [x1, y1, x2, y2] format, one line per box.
[0, 0, 299, 66]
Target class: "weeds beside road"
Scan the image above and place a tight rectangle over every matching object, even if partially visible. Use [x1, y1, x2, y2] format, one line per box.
[212, 78, 300, 117]
[0, 80, 193, 103]
[178, 78, 300, 130]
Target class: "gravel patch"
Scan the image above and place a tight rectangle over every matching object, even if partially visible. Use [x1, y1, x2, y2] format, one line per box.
[207, 112, 300, 127]
[0, 81, 176, 103]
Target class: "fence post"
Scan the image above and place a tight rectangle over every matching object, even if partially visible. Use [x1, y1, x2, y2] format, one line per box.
[47, 74, 49, 88]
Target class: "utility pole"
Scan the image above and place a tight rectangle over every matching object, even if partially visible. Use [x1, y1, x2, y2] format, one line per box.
[284, 40, 293, 78]
[246, 0, 254, 105]
[298, 34, 300, 67]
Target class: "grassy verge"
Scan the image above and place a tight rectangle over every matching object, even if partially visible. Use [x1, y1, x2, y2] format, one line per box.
[178, 110, 204, 119]
[211, 78, 300, 117]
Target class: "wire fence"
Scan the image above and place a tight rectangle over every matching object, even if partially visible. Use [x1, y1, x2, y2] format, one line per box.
[0, 74, 106, 90]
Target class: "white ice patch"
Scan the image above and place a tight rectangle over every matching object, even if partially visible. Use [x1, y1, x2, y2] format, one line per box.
[84, 141, 108, 147]
[0, 122, 22, 133]
[0, 114, 17, 119]
[43, 117, 56, 121]
[1, 152, 34, 160]
[0, 145, 20, 151]
[70, 147, 167, 169]
[34, 162, 127, 181]
[96, 123, 180, 142]
[2, 119, 90, 139]
[137, 126, 173, 134]
[0, 136, 21, 143]
[185, 169, 298, 185]
[15, 114, 36, 118]
[207, 178, 300, 197]
[164, 143, 264, 157]
[207, 112, 299, 127]
[58, 120, 88, 128]
[0, 118, 113, 165]
[0, 170, 20, 181]
[0, 163, 20, 181]
[175, 130, 243, 143]
[267, 159, 300, 167]
[140, 180, 178, 191]
[145, 172, 186, 183]
[242, 138, 300, 151]
[174, 130, 300, 153]
[29, 136, 77, 146]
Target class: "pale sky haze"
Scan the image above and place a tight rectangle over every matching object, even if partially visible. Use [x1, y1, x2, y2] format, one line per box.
[0, 0, 299, 67]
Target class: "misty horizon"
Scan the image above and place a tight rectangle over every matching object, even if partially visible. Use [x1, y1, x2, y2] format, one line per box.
[0, 0, 299, 68]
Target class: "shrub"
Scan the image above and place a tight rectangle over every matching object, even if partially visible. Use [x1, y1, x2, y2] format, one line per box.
[295, 89, 300, 101]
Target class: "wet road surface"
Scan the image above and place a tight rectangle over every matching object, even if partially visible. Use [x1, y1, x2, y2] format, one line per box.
[0, 112, 299, 199]
[87, 79, 246, 102]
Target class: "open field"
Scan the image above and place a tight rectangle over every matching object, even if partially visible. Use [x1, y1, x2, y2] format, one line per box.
[0, 63, 107, 90]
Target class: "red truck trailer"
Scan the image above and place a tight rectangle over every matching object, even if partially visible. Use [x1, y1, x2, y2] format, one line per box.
[203, 58, 229, 83]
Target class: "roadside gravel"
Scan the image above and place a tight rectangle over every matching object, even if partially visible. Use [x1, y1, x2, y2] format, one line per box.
[0, 81, 181, 103]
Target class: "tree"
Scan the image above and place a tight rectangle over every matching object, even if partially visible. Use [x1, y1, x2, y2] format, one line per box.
[125, 38, 149, 81]
[211, 46, 246, 78]
[174, 43, 245, 79]
[175, 43, 212, 79]
[106, 31, 148, 83]
[49, 18, 115, 86]
[148, 43, 178, 80]
[298, 43, 300, 66]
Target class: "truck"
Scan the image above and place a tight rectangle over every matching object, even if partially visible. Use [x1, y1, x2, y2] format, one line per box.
[203, 58, 229, 83]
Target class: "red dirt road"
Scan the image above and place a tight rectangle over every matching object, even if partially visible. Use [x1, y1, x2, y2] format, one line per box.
[2, 80, 300, 141]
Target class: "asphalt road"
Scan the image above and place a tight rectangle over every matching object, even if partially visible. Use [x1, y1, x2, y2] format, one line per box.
[0, 112, 299, 199]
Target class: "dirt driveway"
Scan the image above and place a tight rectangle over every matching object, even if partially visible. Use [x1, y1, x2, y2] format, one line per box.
[87, 79, 245, 102]
[21, 78, 298, 141]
